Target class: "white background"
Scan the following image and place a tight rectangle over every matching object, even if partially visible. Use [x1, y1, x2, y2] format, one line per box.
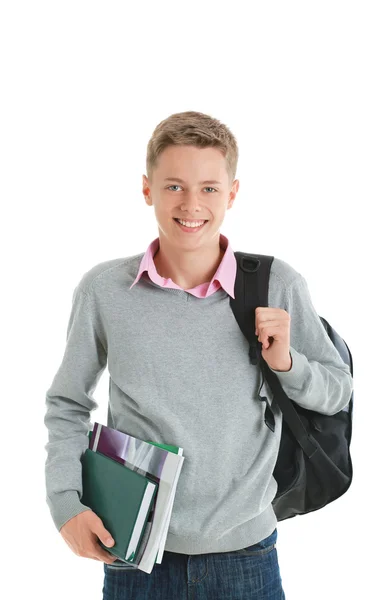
[1, 1, 386, 598]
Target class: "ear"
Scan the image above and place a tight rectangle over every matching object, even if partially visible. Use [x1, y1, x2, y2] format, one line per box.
[228, 179, 240, 209]
[142, 175, 152, 206]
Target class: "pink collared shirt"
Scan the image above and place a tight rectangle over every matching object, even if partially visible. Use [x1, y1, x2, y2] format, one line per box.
[129, 233, 237, 299]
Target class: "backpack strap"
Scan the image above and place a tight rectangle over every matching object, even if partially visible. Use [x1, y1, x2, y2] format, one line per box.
[230, 252, 276, 432]
[230, 251, 318, 458]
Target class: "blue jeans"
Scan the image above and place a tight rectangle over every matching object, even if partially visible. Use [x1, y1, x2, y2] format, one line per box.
[102, 527, 286, 599]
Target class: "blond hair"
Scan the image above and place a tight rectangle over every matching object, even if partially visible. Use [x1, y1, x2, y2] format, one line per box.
[146, 111, 238, 186]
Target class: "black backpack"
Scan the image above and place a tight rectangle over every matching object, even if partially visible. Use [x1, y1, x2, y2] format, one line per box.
[229, 251, 354, 521]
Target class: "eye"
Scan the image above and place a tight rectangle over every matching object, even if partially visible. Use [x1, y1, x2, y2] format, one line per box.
[166, 185, 217, 193]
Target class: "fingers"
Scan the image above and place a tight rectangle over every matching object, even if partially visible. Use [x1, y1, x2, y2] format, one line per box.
[92, 541, 118, 563]
[92, 548, 118, 564]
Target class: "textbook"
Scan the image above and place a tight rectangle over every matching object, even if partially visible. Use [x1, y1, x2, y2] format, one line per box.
[144, 439, 183, 564]
[80, 448, 158, 566]
[87, 423, 185, 573]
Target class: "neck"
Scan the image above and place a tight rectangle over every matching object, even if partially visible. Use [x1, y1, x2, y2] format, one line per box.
[153, 236, 226, 290]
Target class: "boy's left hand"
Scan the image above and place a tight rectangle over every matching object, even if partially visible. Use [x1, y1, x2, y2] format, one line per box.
[255, 307, 292, 372]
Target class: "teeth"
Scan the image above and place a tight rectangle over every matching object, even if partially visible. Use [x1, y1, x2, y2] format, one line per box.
[177, 219, 206, 228]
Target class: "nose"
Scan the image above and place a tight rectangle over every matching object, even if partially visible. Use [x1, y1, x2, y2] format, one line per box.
[180, 191, 202, 217]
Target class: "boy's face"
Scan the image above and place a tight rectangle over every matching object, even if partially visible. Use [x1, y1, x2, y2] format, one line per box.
[143, 145, 239, 250]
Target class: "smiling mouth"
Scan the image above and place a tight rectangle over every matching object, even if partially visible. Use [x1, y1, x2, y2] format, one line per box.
[173, 218, 209, 231]
[173, 218, 209, 223]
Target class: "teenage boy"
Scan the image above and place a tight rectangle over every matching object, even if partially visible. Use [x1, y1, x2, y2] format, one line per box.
[44, 110, 353, 600]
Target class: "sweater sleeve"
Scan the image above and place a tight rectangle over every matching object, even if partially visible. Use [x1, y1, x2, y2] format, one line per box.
[268, 274, 353, 416]
[44, 283, 107, 532]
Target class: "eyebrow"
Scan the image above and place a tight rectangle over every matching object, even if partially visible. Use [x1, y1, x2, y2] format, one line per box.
[164, 177, 222, 185]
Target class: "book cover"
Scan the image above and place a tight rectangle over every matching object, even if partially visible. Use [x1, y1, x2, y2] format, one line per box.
[80, 448, 158, 564]
[145, 440, 183, 563]
[88, 423, 185, 574]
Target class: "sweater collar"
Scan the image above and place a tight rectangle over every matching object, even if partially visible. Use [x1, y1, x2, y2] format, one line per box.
[129, 233, 236, 299]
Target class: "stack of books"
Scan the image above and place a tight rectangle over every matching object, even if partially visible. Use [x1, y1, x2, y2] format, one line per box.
[80, 422, 185, 574]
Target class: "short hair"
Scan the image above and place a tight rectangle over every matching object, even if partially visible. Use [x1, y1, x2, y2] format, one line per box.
[146, 111, 239, 186]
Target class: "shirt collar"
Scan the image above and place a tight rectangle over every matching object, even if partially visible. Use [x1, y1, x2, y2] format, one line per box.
[129, 233, 236, 299]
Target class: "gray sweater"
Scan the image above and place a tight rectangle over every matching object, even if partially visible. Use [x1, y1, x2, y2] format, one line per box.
[44, 247, 353, 555]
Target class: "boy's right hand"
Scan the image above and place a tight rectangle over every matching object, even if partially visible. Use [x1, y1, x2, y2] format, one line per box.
[60, 509, 118, 564]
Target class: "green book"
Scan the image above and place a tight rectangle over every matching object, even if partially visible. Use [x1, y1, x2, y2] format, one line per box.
[87, 430, 181, 567]
[145, 440, 180, 454]
[80, 448, 158, 564]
